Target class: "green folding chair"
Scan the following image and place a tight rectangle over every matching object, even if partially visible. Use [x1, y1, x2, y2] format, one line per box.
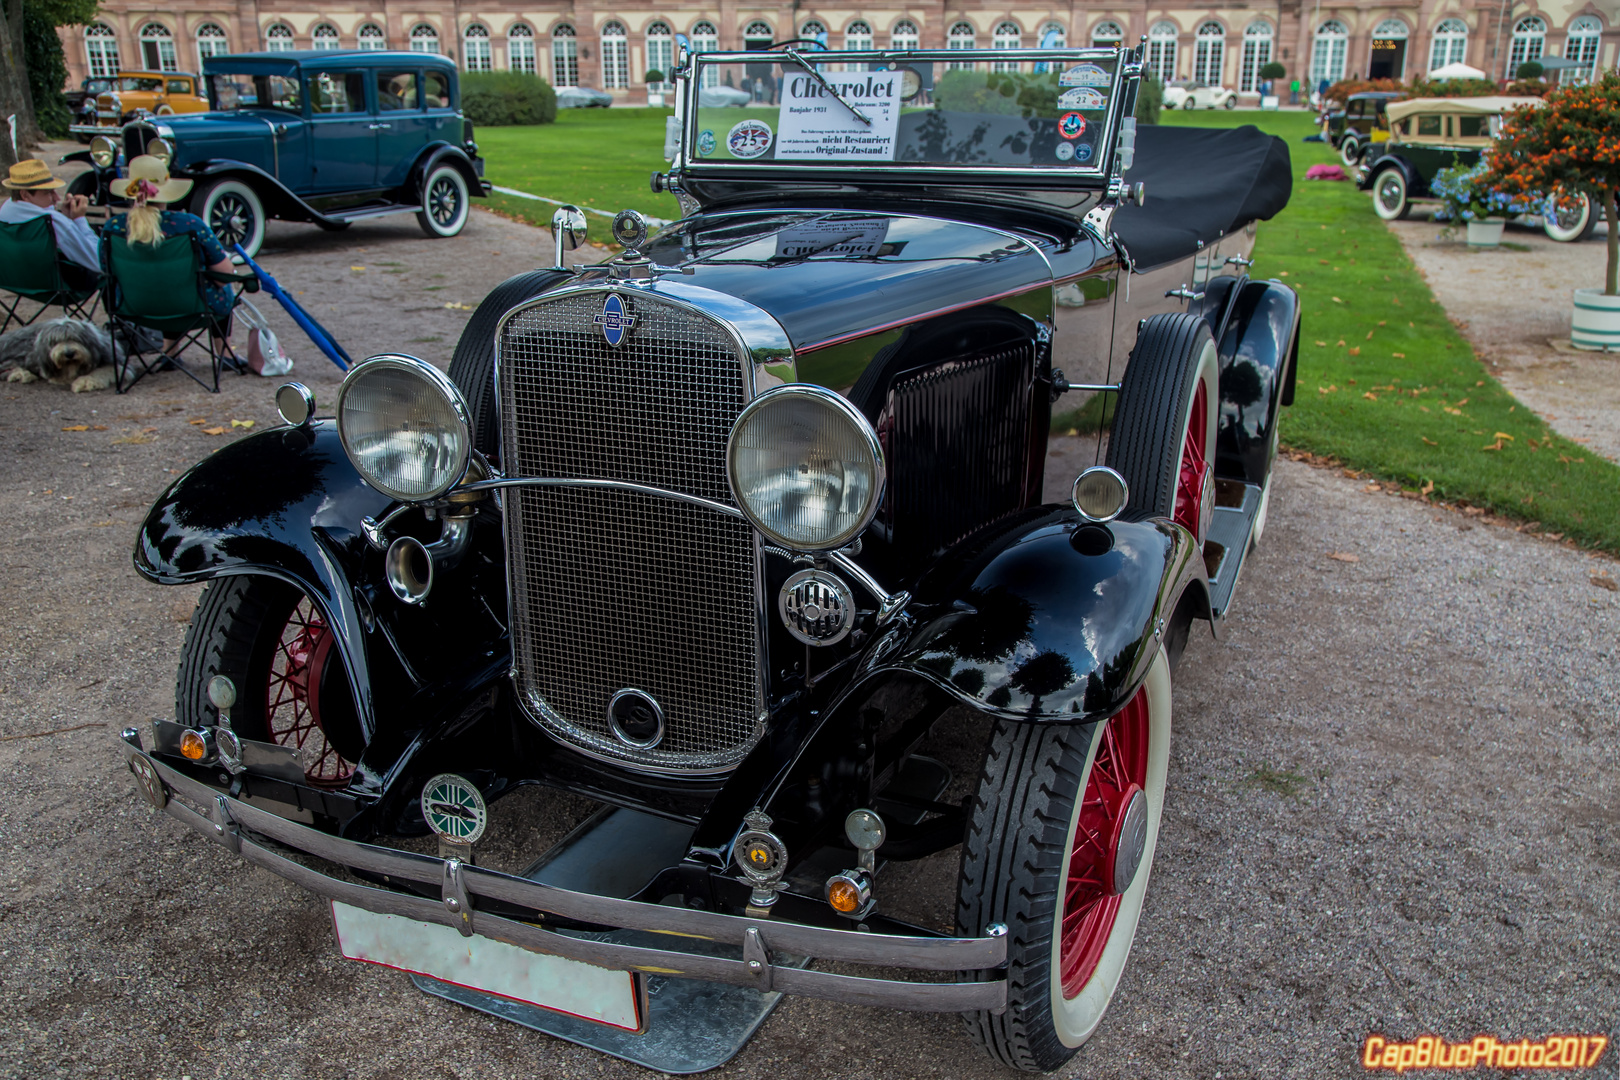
[102, 231, 259, 393]
[0, 215, 102, 333]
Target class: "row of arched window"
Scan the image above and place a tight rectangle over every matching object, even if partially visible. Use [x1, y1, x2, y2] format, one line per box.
[79, 13, 1613, 90]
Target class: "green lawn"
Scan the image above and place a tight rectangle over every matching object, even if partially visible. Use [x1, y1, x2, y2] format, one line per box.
[475, 107, 1620, 552]
[1165, 109, 1620, 553]
[477, 108, 683, 225]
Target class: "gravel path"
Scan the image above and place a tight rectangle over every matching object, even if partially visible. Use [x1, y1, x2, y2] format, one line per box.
[1386, 212, 1620, 464]
[1, 210, 1616, 1080]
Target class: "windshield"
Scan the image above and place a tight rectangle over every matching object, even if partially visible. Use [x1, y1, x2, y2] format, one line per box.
[117, 77, 163, 93]
[208, 73, 302, 113]
[686, 49, 1124, 175]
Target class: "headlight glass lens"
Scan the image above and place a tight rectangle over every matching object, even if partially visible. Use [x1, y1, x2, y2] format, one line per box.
[336, 356, 470, 501]
[728, 386, 883, 552]
[89, 136, 116, 168]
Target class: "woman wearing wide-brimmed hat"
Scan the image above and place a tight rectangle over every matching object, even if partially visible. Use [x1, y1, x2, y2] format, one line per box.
[99, 155, 244, 360]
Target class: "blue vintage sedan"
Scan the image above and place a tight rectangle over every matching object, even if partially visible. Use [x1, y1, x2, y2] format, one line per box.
[67, 50, 491, 256]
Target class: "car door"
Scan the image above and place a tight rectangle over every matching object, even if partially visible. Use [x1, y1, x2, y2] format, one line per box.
[374, 68, 432, 192]
[305, 69, 377, 193]
[1399, 113, 1450, 193]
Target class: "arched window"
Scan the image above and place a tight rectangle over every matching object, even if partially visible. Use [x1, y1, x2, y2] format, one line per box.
[506, 24, 534, 73]
[1429, 18, 1467, 70]
[743, 20, 773, 47]
[462, 24, 491, 70]
[948, 21, 976, 69]
[1146, 21, 1178, 81]
[1310, 20, 1348, 86]
[1038, 22, 1065, 48]
[1507, 16, 1545, 77]
[1193, 22, 1225, 85]
[85, 23, 119, 78]
[141, 23, 178, 71]
[1091, 20, 1124, 49]
[891, 20, 919, 50]
[196, 23, 228, 67]
[410, 23, 440, 54]
[600, 21, 628, 88]
[264, 23, 295, 54]
[644, 22, 672, 87]
[1563, 15, 1602, 83]
[1368, 18, 1408, 80]
[991, 20, 1021, 71]
[799, 20, 826, 44]
[357, 23, 387, 51]
[552, 25, 578, 87]
[1239, 21, 1273, 93]
[311, 23, 341, 51]
[844, 20, 873, 50]
[691, 21, 719, 86]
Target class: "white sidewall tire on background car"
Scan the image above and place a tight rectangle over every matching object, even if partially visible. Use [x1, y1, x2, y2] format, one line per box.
[196, 178, 266, 258]
[1544, 192, 1597, 242]
[1339, 136, 1360, 167]
[956, 653, 1174, 1072]
[1372, 168, 1410, 221]
[417, 163, 470, 239]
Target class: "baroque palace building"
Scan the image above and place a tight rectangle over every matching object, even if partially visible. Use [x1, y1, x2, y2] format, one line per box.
[59, 0, 1620, 101]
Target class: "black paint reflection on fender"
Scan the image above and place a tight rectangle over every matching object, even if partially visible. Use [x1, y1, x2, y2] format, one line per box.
[862, 507, 1205, 723]
[1215, 279, 1300, 486]
[132, 420, 395, 737]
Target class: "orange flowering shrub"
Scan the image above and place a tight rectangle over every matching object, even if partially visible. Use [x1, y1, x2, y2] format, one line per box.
[1483, 74, 1620, 294]
[1322, 78, 1406, 106]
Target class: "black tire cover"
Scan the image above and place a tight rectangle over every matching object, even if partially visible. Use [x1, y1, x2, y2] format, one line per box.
[448, 269, 571, 461]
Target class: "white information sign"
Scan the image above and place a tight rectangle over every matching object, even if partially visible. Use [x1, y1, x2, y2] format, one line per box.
[775, 71, 902, 160]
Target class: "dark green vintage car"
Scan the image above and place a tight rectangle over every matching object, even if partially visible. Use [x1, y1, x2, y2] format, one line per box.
[65, 50, 491, 256]
[1356, 94, 1599, 241]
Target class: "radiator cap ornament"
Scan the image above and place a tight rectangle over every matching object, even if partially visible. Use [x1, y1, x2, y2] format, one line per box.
[594, 292, 636, 347]
[421, 773, 487, 846]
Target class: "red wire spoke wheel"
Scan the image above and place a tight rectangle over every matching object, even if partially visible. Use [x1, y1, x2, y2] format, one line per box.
[177, 576, 365, 795]
[265, 597, 356, 786]
[1173, 378, 1212, 540]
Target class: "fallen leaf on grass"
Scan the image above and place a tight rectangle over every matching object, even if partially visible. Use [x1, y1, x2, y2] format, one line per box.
[1366, 330, 1375, 340]
[1421, 436, 1438, 445]
[1336, 339, 1347, 347]
[1362, 391, 1377, 400]
[1315, 340, 1328, 347]
[1279, 271, 1289, 277]
[229, 419, 255, 429]
[1419, 406, 1431, 413]
[60, 424, 89, 432]
[1558, 454, 1586, 465]
[1444, 407, 1463, 416]
[1481, 439, 1506, 451]
[1591, 574, 1619, 593]
[1327, 552, 1360, 563]
[201, 426, 226, 436]
[1492, 432, 1514, 441]
[1318, 385, 1338, 394]
[1456, 398, 1469, 406]
[1421, 480, 1434, 497]
[1331, 297, 1343, 303]
[1349, 347, 1362, 357]
[1376, 320, 1387, 326]
[1392, 352, 1406, 358]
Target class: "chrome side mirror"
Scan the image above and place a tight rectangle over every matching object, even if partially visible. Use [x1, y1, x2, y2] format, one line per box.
[551, 205, 587, 267]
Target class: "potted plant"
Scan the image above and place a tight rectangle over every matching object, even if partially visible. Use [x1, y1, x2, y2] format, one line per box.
[1483, 74, 1620, 350]
[645, 69, 666, 107]
[1258, 61, 1286, 104]
[1429, 161, 1523, 247]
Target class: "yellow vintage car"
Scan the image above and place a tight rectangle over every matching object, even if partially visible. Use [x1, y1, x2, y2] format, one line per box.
[69, 71, 209, 135]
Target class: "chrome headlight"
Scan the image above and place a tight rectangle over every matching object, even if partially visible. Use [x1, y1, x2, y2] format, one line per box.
[727, 385, 884, 552]
[336, 355, 471, 502]
[89, 135, 116, 168]
[145, 137, 172, 165]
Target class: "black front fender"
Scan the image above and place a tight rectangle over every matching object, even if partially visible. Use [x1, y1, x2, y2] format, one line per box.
[412, 143, 487, 199]
[178, 160, 334, 225]
[1216, 278, 1301, 485]
[862, 507, 1206, 724]
[134, 421, 394, 734]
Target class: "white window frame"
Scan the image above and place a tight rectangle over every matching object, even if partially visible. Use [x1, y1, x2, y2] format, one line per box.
[799, 20, 826, 46]
[1429, 18, 1467, 71]
[743, 20, 774, 46]
[85, 23, 120, 78]
[195, 23, 229, 68]
[141, 23, 179, 72]
[462, 24, 491, 71]
[1239, 21, 1273, 94]
[357, 24, 387, 51]
[644, 22, 672, 88]
[1562, 16, 1602, 84]
[264, 23, 295, 54]
[311, 23, 341, 51]
[410, 24, 441, 55]
[890, 20, 919, 50]
[552, 24, 578, 87]
[1507, 16, 1545, 78]
[691, 21, 719, 86]
[1091, 20, 1123, 49]
[1311, 20, 1348, 87]
[1193, 22, 1225, 86]
[992, 21, 1021, 72]
[600, 21, 628, 89]
[1147, 21, 1178, 81]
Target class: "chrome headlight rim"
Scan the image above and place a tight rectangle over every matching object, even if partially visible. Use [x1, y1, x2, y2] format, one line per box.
[726, 383, 886, 554]
[89, 135, 116, 168]
[336, 353, 472, 503]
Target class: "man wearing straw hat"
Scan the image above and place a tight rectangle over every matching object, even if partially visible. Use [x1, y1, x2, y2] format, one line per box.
[1, 159, 102, 287]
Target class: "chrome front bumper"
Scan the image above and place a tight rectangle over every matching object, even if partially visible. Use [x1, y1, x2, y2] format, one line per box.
[116, 730, 1008, 1013]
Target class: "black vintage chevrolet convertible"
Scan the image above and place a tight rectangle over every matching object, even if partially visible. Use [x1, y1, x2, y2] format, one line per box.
[119, 43, 1297, 1073]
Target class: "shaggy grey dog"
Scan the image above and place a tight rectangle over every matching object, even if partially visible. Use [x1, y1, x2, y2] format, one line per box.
[0, 317, 117, 392]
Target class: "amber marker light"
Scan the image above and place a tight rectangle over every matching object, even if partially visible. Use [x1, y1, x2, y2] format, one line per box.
[825, 869, 872, 916]
[179, 729, 209, 761]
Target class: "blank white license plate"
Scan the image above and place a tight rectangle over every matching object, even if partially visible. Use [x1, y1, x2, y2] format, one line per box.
[330, 902, 643, 1031]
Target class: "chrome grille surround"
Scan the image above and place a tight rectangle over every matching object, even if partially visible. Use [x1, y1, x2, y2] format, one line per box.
[494, 285, 792, 774]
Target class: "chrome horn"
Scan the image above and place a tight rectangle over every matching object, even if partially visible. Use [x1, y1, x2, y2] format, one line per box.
[382, 509, 474, 606]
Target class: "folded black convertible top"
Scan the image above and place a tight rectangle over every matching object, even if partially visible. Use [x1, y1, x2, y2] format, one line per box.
[1111, 124, 1292, 271]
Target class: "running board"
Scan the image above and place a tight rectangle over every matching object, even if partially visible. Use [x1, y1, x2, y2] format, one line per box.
[1203, 481, 1264, 620]
[325, 203, 422, 223]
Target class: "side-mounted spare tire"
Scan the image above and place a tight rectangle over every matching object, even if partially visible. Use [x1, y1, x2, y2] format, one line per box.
[447, 268, 572, 461]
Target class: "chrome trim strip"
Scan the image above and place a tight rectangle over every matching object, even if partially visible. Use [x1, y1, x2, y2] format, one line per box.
[455, 476, 744, 519]
[117, 737, 1008, 1010]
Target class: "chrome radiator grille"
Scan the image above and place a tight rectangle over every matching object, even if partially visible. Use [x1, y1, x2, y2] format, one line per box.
[497, 291, 763, 771]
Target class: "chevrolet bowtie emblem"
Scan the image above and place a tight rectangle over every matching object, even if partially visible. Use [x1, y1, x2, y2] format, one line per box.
[594, 293, 635, 347]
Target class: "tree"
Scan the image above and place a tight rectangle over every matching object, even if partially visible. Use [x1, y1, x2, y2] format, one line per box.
[1483, 74, 1620, 295]
[0, 0, 97, 165]
[1258, 61, 1286, 81]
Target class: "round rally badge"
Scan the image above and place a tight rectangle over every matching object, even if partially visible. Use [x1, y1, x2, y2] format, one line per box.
[727, 118, 773, 159]
[1060, 112, 1086, 140]
[1055, 141, 1076, 161]
[1074, 141, 1095, 163]
[697, 129, 717, 156]
[422, 773, 487, 846]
